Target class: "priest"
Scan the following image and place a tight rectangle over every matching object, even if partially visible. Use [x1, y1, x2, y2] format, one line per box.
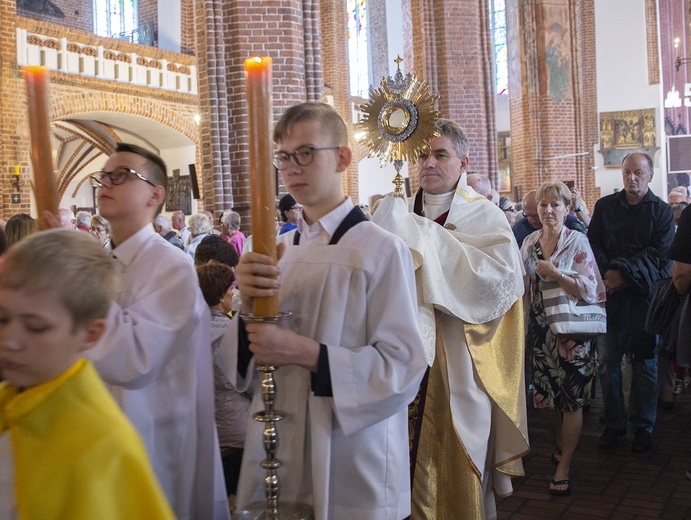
[373, 119, 529, 519]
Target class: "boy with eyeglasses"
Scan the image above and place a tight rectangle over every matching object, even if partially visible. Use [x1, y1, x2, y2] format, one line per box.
[87, 143, 230, 520]
[229, 103, 426, 519]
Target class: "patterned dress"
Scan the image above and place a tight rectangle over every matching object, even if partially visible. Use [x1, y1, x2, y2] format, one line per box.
[521, 227, 606, 412]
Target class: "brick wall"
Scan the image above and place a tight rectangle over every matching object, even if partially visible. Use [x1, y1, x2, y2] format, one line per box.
[17, 0, 94, 34]
[2, 1, 199, 219]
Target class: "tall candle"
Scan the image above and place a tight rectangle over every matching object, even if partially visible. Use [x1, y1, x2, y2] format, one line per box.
[245, 56, 279, 317]
[22, 66, 58, 230]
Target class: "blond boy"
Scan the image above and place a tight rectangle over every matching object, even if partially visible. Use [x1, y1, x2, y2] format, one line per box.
[0, 230, 173, 519]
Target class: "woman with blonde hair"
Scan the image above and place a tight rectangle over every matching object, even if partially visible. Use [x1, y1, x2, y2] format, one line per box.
[5, 213, 37, 247]
[90, 214, 111, 248]
[520, 181, 605, 496]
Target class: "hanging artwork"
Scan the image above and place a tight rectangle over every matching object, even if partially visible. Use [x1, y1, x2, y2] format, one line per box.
[16, 0, 64, 18]
[598, 109, 658, 167]
[165, 169, 192, 215]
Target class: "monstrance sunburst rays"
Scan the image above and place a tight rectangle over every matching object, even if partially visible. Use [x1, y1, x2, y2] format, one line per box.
[358, 57, 441, 197]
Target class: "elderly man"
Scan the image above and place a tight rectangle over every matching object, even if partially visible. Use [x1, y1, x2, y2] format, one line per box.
[374, 119, 528, 519]
[588, 153, 675, 453]
[512, 190, 587, 247]
[466, 173, 493, 201]
[58, 208, 76, 229]
[172, 210, 191, 245]
[153, 213, 184, 249]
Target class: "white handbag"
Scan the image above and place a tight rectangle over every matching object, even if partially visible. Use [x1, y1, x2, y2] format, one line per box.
[540, 279, 607, 339]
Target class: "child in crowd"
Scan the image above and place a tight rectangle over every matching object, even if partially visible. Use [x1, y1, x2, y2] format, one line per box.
[196, 262, 251, 508]
[0, 230, 173, 519]
[231, 102, 426, 519]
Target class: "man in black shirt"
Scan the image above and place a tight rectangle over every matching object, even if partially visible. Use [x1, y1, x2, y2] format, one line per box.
[588, 153, 675, 453]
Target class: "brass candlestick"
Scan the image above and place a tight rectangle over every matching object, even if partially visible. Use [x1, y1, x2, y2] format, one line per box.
[235, 312, 313, 520]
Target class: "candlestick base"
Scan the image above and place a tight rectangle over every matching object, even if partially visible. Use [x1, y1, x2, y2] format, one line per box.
[237, 311, 313, 520]
[233, 502, 314, 520]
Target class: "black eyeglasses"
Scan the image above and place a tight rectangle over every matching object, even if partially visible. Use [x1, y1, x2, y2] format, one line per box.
[522, 211, 539, 219]
[90, 167, 156, 188]
[272, 146, 340, 170]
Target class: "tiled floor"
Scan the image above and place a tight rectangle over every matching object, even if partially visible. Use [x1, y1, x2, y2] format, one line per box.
[498, 387, 691, 519]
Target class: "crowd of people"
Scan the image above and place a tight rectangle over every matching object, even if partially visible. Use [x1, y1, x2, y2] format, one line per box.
[0, 102, 690, 520]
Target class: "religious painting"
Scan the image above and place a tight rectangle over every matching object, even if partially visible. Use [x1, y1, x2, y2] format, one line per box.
[165, 169, 192, 215]
[16, 0, 64, 17]
[599, 109, 658, 167]
[545, 22, 571, 103]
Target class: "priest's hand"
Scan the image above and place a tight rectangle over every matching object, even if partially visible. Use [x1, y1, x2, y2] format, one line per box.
[236, 250, 281, 314]
[245, 322, 320, 372]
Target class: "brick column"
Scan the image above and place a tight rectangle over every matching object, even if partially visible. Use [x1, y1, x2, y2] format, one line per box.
[321, 0, 358, 201]
[404, 0, 499, 187]
[507, 0, 598, 204]
[195, 0, 232, 215]
[195, 0, 324, 228]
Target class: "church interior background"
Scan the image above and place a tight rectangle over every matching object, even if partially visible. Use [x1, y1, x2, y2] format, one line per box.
[1, 0, 690, 231]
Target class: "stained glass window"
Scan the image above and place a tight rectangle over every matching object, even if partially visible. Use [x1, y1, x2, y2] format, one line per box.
[492, 0, 508, 95]
[94, 0, 137, 38]
[347, 0, 370, 98]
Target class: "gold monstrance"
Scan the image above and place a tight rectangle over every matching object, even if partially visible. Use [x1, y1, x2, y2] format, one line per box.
[358, 56, 441, 198]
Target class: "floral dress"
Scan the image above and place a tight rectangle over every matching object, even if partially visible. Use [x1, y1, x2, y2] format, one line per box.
[520, 227, 606, 412]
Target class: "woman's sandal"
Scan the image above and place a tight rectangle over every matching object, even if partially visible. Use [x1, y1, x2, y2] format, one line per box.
[551, 448, 562, 465]
[549, 479, 571, 496]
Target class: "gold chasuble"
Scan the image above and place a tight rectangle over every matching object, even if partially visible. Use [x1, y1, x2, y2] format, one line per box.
[373, 178, 529, 520]
[411, 313, 484, 519]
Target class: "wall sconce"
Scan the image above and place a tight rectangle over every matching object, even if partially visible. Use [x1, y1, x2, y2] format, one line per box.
[194, 113, 201, 126]
[674, 37, 691, 71]
[11, 165, 24, 192]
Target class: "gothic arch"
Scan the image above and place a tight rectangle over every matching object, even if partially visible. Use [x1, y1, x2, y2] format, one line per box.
[50, 91, 199, 146]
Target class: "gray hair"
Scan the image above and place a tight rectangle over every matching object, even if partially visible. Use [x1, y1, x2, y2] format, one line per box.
[221, 211, 241, 231]
[188, 213, 211, 237]
[75, 210, 92, 228]
[153, 214, 172, 232]
[435, 119, 469, 159]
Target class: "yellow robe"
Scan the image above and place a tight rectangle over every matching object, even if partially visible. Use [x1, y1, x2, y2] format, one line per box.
[0, 359, 174, 520]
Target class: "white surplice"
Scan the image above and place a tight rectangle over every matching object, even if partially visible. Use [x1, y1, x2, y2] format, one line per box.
[224, 199, 427, 520]
[86, 224, 229, 520]
[373, 175, 529, 511]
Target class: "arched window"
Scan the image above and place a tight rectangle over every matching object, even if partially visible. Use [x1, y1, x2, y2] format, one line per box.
[492, 0, 508, 95]
[347, 0, 370, 98]
[94, 0, 137, 38]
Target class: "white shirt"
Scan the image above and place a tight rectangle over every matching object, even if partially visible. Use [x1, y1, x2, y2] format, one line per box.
[87, 224, 229, 520]
[179, 225, 192, 245]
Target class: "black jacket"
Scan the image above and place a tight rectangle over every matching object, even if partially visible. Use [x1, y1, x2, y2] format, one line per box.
[588, 189, 675, 358]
